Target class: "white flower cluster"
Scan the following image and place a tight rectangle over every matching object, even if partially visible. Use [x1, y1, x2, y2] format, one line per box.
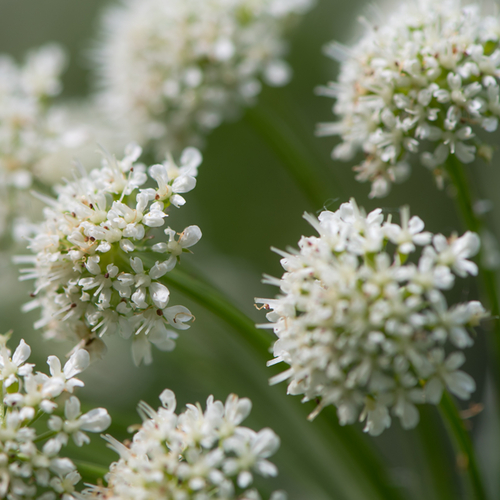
[17, 144, 203, 366]
[317, 0, 500, 197]
[0, 333, 110, 500]
[94, 0, 314, 156]
[256, 199, 487, 436]
[82, 389, 284, 500]
[0, 44, 85, 238]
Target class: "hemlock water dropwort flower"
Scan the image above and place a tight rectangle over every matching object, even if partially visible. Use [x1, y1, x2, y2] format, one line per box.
[0, 333, 110, 500]
[256, 199, 487, 436]
[16, 144, 202, 366]
[93, 0, 314, 156]
[0, 44, 86, 239]
[317, 0, 500, 197]
[81, 389, 285, 500]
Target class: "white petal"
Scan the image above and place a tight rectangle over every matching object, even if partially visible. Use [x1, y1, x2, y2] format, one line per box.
[150, 282, 170, 309]
[63, 350, 90, 379]
[79, 408, 111, 432]
[12, 340, 31, 366]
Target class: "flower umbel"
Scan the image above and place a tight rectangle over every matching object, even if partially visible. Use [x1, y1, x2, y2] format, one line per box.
[94, 0, 314, 156]
[17, 144, 202, 365]
[81, 389, 284, 500]
[317, 0, 500, 197]
[0, 333, 110, 500]
[257, 199, 486, 435]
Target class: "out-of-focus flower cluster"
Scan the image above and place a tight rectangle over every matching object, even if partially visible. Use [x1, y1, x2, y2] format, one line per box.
[17, 144, 203, 366]
[94, 0, 314, 156]
[0, 44, 86, 239]
[0, 333, 110, 500]
[317, 0, 500, 197]
[82, 389, 284, 500]
[257, 199, 487, 435]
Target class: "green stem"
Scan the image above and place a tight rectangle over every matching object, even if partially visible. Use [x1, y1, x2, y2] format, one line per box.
[0, 382, 4, 427]
[245, 103, 335, 210]
[33, 430, 57, 443]
[445, 155, 500, 387]
[417, 406, 459, 500]
[158, 267, 270, 353]
[155, 264, 404, 500]
[74, 460, 109, 480]
[439, 392, 488, 500]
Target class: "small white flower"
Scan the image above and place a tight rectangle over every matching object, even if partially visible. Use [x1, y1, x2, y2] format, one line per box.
[48, 396, 111, 447]
[0, 339, 33, 387]
[42, 350, 90, 398]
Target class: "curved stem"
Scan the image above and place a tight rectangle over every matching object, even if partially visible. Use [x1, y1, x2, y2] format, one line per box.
[33, 430, 57, 443]
[155, 265, 404, 500]
[417, 406, 460, 500]
[74, 460, 109, 481]
[439, 392, 488, 500]
[245, 102, 336, 210]
[159, 266, 271, 354]
[445, 155, 500, 388]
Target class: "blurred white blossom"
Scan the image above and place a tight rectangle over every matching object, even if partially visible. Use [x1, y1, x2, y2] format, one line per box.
[81, 389, 284, 500]
[257, 199, 486, 435]
[17, 144, 202, 365]
[0, 44, 86, 240]
[93, 0, 314, 156]
[0, 333, 110, 500]
[317, 0, 500, 197]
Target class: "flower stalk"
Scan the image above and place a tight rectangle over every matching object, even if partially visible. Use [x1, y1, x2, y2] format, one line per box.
[245, 102, 335, 210]
[439, 391, 488, 500]
[445, 154, 500, 389]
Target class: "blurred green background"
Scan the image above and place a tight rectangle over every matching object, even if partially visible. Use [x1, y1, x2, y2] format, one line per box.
[0, 0, 498, 499]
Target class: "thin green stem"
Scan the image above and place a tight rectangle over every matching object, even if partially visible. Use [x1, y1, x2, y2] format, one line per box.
[245, 103, 335, 210]
[158, 266, 270, 353]
[0, 381, 4, 427]
[154, 264, 404, 500]
[445, 155, 500, 386]
[417, 406, 459, 500]
[74, 460, 109, 480]
[439, 392, 488, 500]
[33, 430, 57, 443]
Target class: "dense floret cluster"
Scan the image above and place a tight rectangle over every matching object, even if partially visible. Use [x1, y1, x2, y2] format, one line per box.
[17, 145, 202, 365]
[94, 0, 314, 156]
[318, 0, 500, 197]
[257, 199, 487, 435]
[82, 389, 285, 500]
[0, 333, 110, 500]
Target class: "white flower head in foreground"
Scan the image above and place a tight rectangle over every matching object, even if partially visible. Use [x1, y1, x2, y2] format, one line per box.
[81, 389, 284, 500]
[256, 199, 487, 436]
[0, 333, 110, 500]
[0, 44, 86, 239]
[317, 0, 500, 197]
[94, 0, 314, 156]
[17, 144, 203, 366]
